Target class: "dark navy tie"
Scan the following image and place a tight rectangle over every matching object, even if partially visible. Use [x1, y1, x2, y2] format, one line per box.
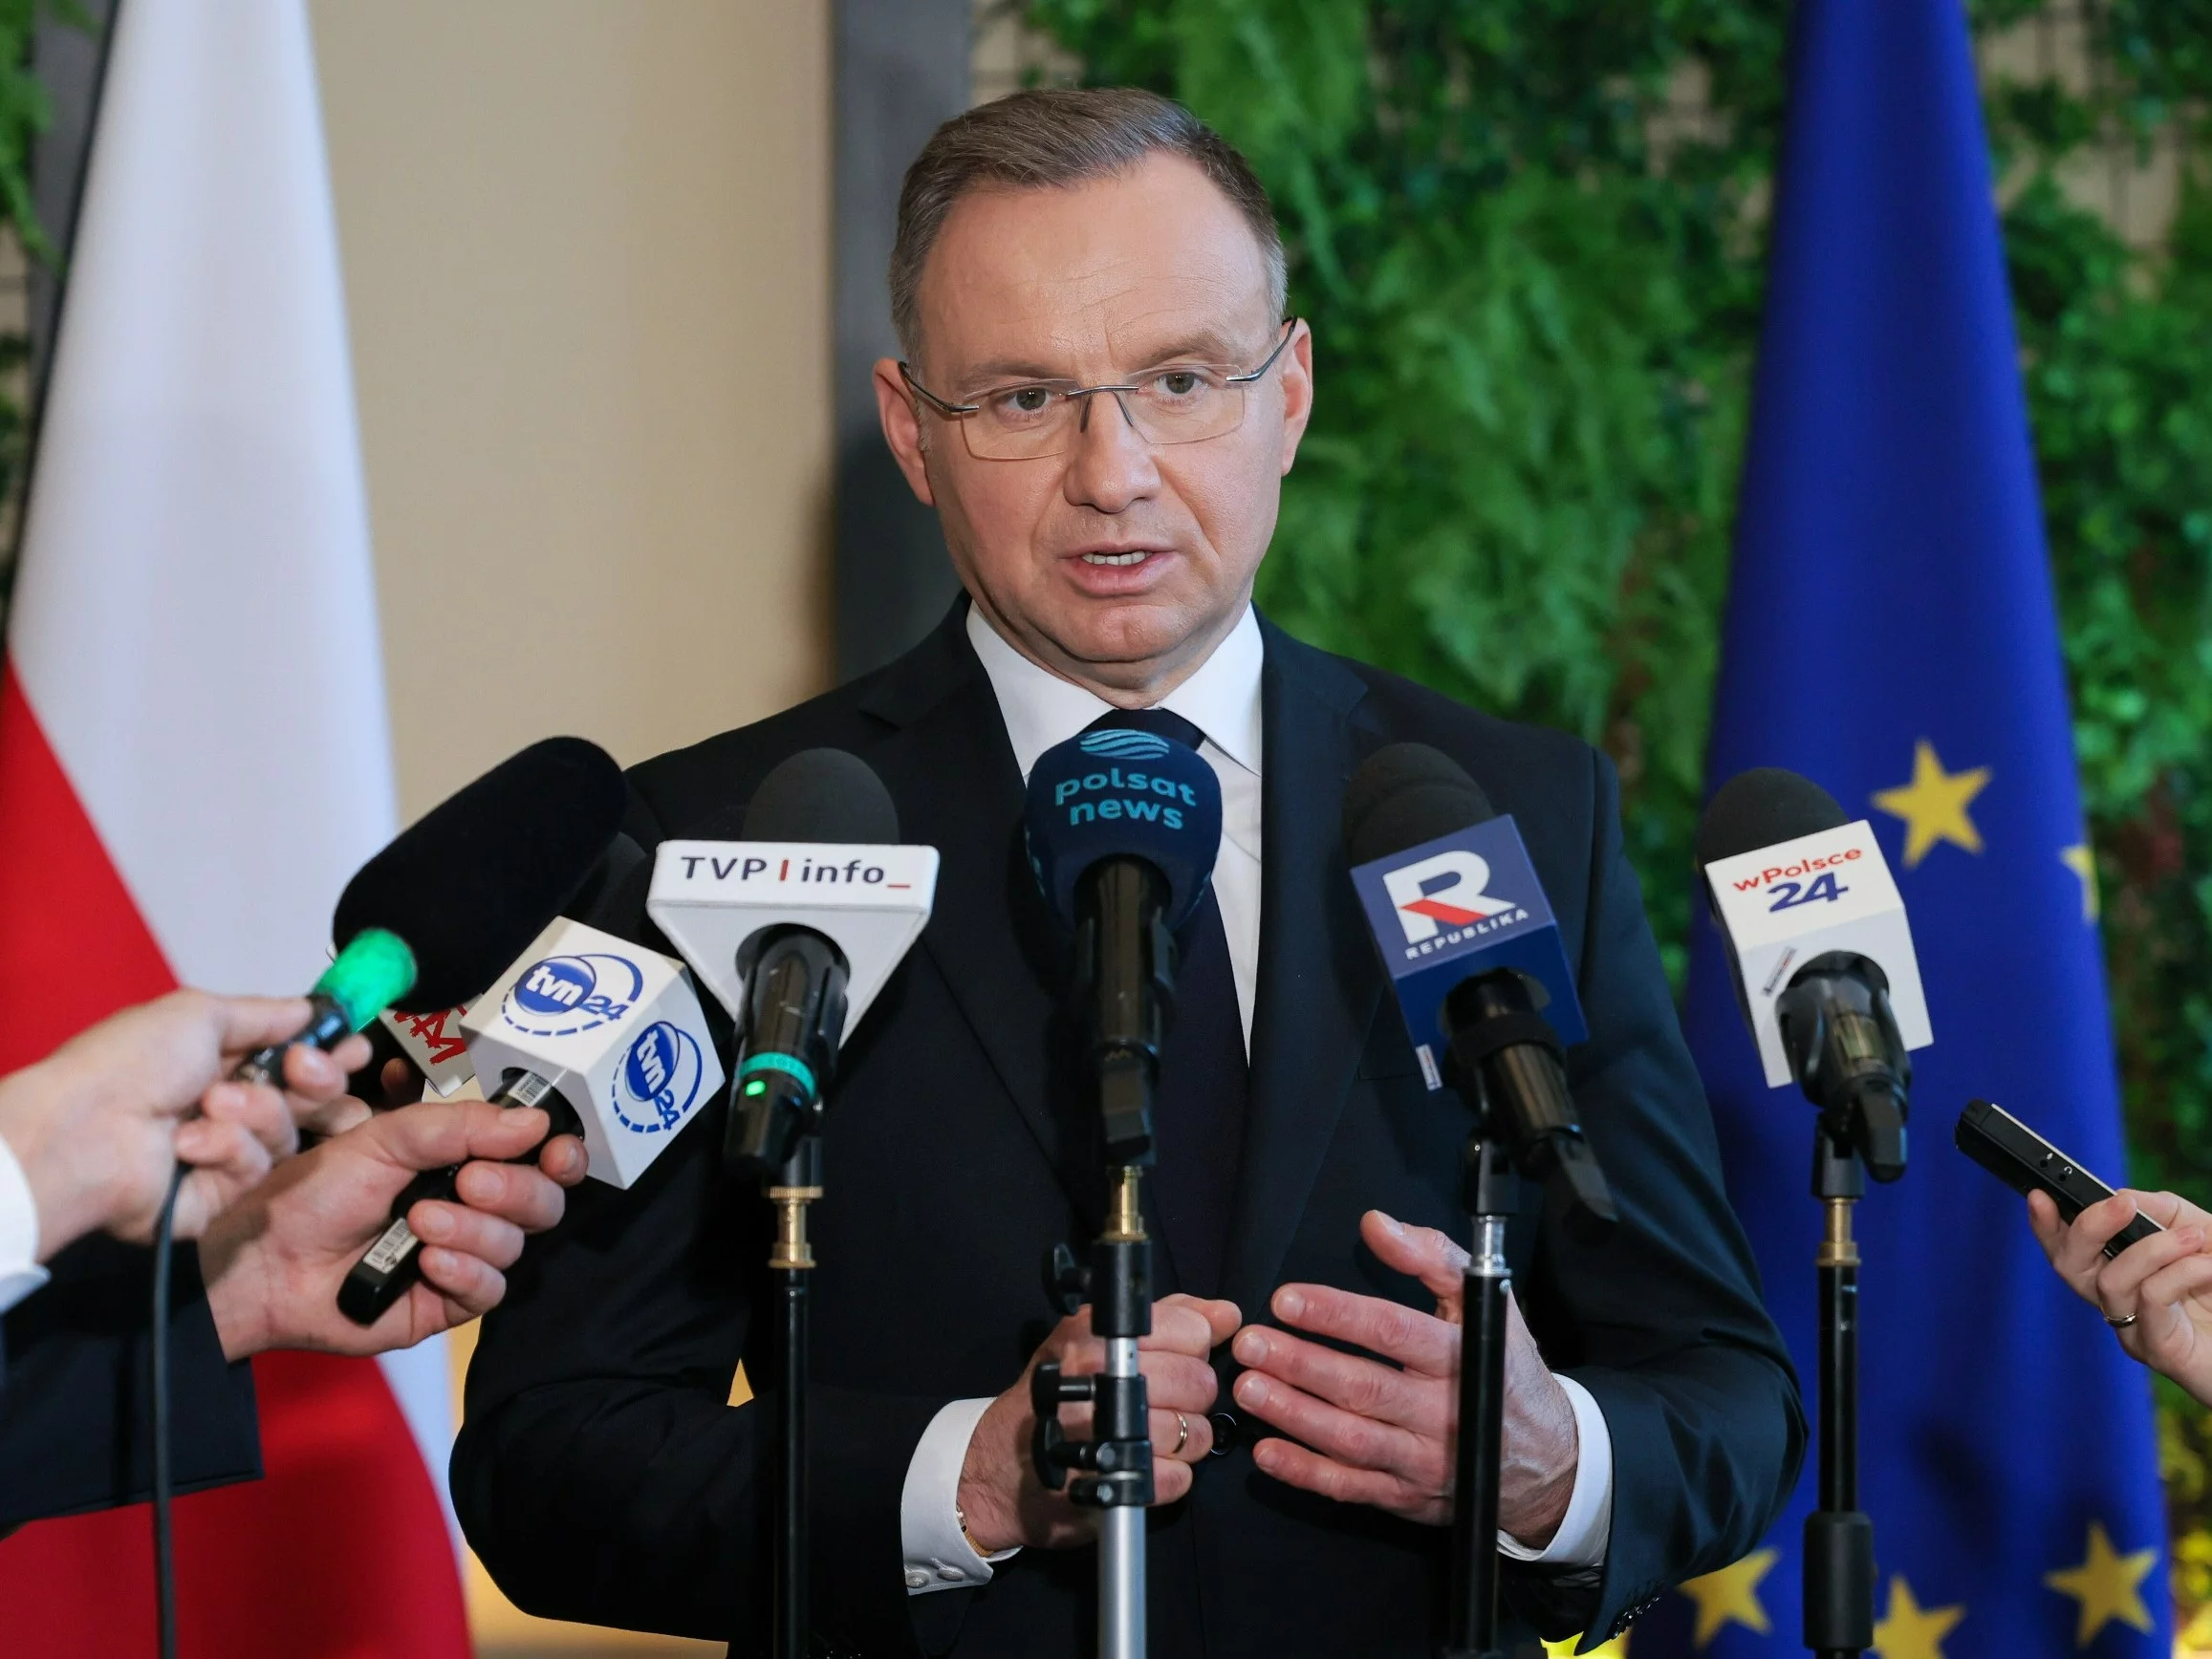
[1082, 706, 1249, 1299]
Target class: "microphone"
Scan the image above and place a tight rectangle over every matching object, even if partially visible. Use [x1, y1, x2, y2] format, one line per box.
[339, 916, 724, 1324]
[1022, 724, 1223, 1163]
[390, 831, 657, 1097]
[1345, 743, 1614, 1223]
[1695, 767, 1932, 1181]
[645, 748, 935, 1174]
[229, 928, 419, 1088]
[327, 736, 654, 1322]
[342, 733, 635, 1078]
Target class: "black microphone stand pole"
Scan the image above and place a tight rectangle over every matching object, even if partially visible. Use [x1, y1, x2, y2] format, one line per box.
[1439, 972, 1616, 1659]
[1805, 1119, 1871, 1659]
[728, 932, 849, 1659]
[1778, 954, 1910, 1659]
[1445, 1125, 1517, 1658]
[768, 1132, 822, 1659]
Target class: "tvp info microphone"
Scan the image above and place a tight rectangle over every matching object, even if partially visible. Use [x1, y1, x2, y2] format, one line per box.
[646, 749, 936, 1175]
[1345, 743, 1614, 1223]
[1696, 767, 1931, 1181]
[1023, 723, 1224, 1164]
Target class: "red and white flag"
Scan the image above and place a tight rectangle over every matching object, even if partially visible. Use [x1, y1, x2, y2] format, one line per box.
[0, 3, 468, 1652]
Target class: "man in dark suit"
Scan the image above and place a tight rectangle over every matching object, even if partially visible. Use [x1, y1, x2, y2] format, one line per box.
[452, 86, 1802, 1656]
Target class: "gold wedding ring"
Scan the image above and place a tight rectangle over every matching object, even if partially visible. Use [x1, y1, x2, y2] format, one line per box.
[1172, 1412, 1191, 1456]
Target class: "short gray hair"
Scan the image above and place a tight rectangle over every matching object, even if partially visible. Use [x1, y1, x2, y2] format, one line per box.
[889, 87, 1288, 361]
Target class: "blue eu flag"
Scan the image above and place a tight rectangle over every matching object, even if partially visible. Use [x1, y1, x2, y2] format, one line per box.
[1644, 3, 2171, 1655]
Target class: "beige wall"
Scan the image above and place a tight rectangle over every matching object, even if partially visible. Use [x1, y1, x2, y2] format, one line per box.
[314, 0, 835, 826]
[311, 4, 831, 1652]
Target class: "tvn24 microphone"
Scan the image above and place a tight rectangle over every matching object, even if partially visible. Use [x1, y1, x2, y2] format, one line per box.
[1344, 743, 1615, 1224]
[1024, 724, 1223, 1164]
[1695, 766, 1932, 1181]
[330, 736, 669, 1323]
[340, 915, 725, 1324]
[646, 748, 936, 1175]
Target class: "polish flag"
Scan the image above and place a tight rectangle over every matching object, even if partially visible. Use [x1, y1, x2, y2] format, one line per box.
[0, 4, 468, 1653]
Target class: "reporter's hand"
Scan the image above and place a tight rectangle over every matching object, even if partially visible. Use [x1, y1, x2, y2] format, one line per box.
[2029, 1187, 2212, 1405]
[197, 1098, 588, 1360]
[0, 989, 370, 1258]
[1230, 1210, 1577, 1546]
[956, 1293, 1241, 1552]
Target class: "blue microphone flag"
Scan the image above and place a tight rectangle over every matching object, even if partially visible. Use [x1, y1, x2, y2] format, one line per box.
[1351, 815, 1587, 1088]
[1642, 3, 2169, 1651]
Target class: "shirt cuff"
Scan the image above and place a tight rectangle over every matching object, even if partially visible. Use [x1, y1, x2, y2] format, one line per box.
[1497, 1374, 1613, 1568]
[0, 1131, 52, 1315]
[900, 1396, 1019, 1594]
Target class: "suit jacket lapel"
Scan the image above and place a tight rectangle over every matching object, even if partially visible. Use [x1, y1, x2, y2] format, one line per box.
[1221, 619, 1382, 1318]
[857, 605, 1102, 1227]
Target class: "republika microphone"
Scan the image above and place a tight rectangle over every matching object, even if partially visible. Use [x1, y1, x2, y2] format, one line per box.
[1344, 743, 1615, 1224]
[1023, 724, 1223, 1164]
[1695, 767, 1932, 1181]
[646, 748, 936, 1175]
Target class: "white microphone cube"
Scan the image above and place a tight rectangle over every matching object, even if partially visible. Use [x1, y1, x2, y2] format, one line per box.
[1702, 820, 1933, 1088]
[462, 917, 725, 1189]
[646, 842, 939, 1038]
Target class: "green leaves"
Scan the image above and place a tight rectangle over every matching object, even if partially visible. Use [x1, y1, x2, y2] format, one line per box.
[1023, 0, 2212, 1125]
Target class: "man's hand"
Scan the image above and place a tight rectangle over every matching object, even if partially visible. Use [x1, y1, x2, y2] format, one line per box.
[2029, 1188, 2212, 1406]
[957, 1293, 1241, 1552]
[198, 1098, 588, 1361]
[0, 989, 371, 1259]
[1230, 1210, 1578, 1546]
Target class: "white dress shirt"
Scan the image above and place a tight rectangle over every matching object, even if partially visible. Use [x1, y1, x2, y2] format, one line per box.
[0, 1131, 53, 1316]
[898, 604, 1613, 1593]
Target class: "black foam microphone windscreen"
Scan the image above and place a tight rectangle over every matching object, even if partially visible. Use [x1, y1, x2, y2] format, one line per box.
[741, 748, 900, 844]
[1694, 766, 1850, 874]
[1343, 743, 1496, 867]
[331, 735, 628, 1011]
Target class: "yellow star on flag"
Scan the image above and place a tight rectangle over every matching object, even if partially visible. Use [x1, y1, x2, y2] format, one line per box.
[2044, 1520, 2157, 1646]
[1676, 1548, 1778, 1648]
[1872, 741, 1992, 869]
[1541, 1634, 1630, 1657]
[2060, 843, 2100, 922]
[1871, 1576, 1965, 1659]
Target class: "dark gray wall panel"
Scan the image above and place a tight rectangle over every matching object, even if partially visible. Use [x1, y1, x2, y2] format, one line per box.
[834, 0, 969, 681]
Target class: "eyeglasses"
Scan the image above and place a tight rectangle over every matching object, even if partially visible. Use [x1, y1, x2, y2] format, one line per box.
[899, 319, 1297, 462]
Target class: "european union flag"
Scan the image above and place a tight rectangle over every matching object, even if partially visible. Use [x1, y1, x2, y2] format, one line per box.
[1645, 4, 2171, 1655]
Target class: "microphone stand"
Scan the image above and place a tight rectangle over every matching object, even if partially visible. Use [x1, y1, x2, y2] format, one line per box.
[1439, 972, 1616, 1659]
[727, 930, 849, 1659]
[1778, 956, 1910, 1659]
[1032, 860, 1167, 1659]
[768, 1132, 822, 1659]
[1446, 1126, 1517, 1659]
[1805, 1118, 1872, 1659]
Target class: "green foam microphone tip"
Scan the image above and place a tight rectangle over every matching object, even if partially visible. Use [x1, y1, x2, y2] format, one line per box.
[316, 928, 419, 1029]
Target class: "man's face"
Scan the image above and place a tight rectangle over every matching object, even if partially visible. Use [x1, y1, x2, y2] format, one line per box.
[873, 153, 1313, 699]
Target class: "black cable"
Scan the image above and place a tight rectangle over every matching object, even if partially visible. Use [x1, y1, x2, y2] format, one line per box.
[149, 1156, 184, 1659]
